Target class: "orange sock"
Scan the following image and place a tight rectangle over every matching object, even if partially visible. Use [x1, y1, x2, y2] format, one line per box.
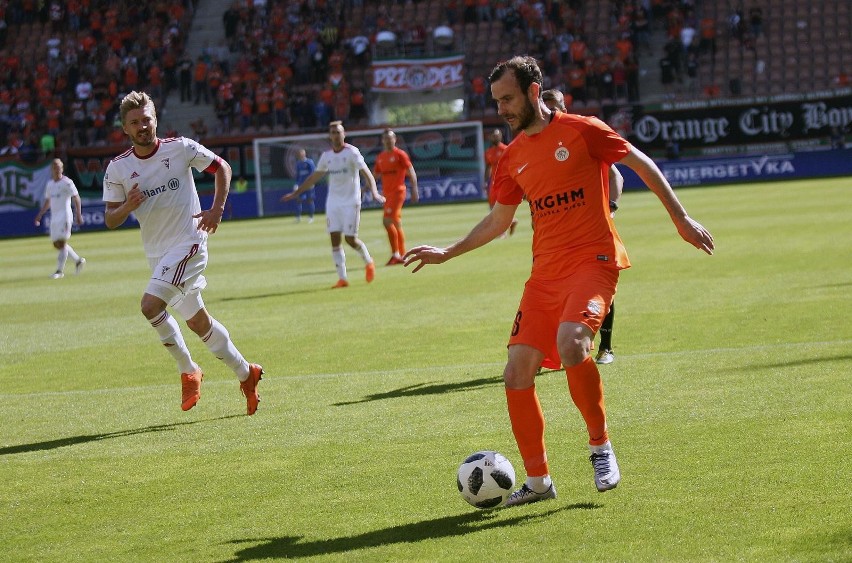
[396, 226, 406, 255]
[565, 357, 608, 446]
[385, 224, 399, 255]
[505, 386, 549, 477]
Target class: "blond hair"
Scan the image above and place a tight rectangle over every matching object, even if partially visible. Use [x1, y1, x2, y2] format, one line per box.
[119, 91, 157, 124]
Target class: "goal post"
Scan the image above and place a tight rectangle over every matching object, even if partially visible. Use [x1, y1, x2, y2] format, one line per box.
[252, 121, 485, 217]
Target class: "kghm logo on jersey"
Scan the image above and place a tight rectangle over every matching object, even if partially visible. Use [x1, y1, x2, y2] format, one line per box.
[554, 142, 569, 162]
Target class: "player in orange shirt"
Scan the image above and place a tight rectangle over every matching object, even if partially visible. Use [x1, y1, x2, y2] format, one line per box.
[541, 88, 622, 366]
[405, 56, 714, 506]
[484, 128, 518, 236]
[373, 129, 419, 265]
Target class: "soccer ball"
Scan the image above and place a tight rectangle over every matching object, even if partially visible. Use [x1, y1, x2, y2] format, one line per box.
[457, 450, 516, 509]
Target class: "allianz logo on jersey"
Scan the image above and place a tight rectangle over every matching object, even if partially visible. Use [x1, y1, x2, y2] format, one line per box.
[141, 178, 180, 198]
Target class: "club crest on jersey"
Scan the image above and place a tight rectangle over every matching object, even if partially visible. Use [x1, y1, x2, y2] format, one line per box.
[161, 158, 170, 169]
[554, 145, 570, 161]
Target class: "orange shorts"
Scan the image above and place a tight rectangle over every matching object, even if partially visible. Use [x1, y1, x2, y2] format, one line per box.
[383, 193, 405, 221]
[508, 260, 619, 359]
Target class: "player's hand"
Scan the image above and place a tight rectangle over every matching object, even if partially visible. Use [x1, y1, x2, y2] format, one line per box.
[125, 183, 146, 211]
[280, 192, 296, 202]
[34, 217, 41, 227]
[676, 216, 715, 255]
[193, 207, 224, 233]
[403, 245, 449, 273]
[374, 193, 386, 204]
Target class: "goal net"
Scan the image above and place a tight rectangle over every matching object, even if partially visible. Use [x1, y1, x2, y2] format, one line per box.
[252, 121, 485, 217]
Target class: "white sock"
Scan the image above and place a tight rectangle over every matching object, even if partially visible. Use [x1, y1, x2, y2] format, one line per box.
[56, 247, 68, 272]
[65, 244, 80, 263]
[148, 311, 196, 374]
[201, 318, 250, 381]
[525, 475, 553, 494]
[354, 240, 373, 264]
[332, 246, 347, 280]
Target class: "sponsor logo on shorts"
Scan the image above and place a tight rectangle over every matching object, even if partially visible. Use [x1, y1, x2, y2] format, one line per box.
[587, 300, 602, 316]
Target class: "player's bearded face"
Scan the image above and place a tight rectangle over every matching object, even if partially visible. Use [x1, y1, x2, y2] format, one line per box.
[124, 108, 157, 147]
[508, 96, 536, 133]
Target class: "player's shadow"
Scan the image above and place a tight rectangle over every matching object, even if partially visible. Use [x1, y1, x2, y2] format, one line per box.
[216, 287, 328, 302]
[0, 415, 243, 456]
[333, 378, 498, 406]
[222, 504, 600, 561]
[741, 353, 852, 370]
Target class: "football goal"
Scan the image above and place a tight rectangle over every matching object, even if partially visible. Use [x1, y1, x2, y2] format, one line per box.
[252, 121, 486, 217]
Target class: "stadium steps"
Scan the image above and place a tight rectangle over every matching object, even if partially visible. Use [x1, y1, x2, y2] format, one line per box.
[162, 0, 235, 138]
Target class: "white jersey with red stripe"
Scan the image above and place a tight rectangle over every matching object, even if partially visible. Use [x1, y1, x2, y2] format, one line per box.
[103, 137, 221, 257]
[316, 143, 366, 206]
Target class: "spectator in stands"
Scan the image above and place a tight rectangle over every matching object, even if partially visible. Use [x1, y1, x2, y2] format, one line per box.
[471, 74, 488, 115]
[223, 3, 241, 52]
[568, 63, 587, 104]
[194, 56, 209, 104]
[749, 6, 764, 38]
[178, 55, 193, 102]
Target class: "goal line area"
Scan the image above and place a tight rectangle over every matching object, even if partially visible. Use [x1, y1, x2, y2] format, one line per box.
[251, 121, 485, 217]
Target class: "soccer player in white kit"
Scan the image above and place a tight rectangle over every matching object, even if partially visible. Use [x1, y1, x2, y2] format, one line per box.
[102, 91, 263, 415]
[34, 158, 86, 279]
[282, 121, 385, 288]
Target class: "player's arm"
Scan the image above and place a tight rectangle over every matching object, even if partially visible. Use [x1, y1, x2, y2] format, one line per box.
[194, 157, 232, 233]
[609, 164, 623, 209]
[407, 164, 419, 203]
[72, 194, 83, 226]
[404, 202, 518, 272]
[282, 170, 324, 201]
[360, 165, 384, 204]
[33, 196, 51, 226]
[618, 147, 714, 254]
[105, 183, 145, 229]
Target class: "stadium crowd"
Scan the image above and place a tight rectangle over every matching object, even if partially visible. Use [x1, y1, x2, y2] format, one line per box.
[5, 0, 837, 159]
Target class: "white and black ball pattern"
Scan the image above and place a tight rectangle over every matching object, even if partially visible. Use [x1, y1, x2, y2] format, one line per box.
[457, 450, 516, 509]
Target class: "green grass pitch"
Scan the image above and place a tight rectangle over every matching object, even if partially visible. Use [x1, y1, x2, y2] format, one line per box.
[1, 178, 850, 561]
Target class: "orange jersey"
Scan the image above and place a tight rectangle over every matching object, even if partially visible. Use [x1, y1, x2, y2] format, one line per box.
[484, 142, 507, 179]
[494, 112, 632, 277]
[374, 147, 412, 196]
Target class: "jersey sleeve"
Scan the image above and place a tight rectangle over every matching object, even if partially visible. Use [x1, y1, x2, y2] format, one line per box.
[102, 162, 127, 203]
[184, 137, 221, 173]
[316, 152, 331, 172]
[493, 150, 524, 206]
[64, 177, 79, 197]
[399, 148, 412, 168]
[582, 117, 631, 164]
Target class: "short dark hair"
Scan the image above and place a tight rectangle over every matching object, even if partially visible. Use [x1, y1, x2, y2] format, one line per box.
[541, 89, 566, 111]
[488, 55, 543, 95]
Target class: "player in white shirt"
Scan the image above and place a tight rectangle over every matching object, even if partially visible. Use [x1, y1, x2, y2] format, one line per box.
[103, 91, 263, 415]
[282, 120, 385, 288]
[34, 158, 86, 279]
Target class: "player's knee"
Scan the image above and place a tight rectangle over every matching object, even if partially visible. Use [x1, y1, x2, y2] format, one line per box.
[140, 297, 165, 320]
[557, 338, 590, 367]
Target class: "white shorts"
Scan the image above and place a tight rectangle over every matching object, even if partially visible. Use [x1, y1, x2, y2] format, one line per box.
[326, 202, 361, 236]
[145, 243, 208, 319]
[49, 217, 72, 242]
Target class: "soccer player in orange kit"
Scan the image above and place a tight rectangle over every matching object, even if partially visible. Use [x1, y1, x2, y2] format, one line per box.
[404, 56, 714, 506]
[484, 128, 518, 236]
[373, 128, 418, 265]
